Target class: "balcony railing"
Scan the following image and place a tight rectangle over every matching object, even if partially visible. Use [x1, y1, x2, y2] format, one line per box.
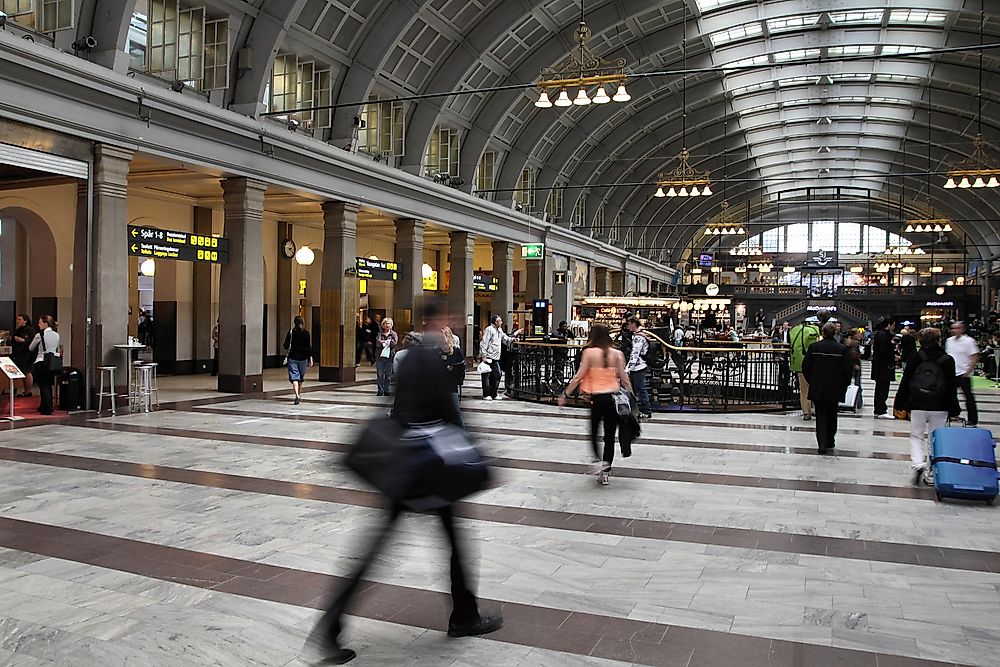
[505, 331, 799, 413]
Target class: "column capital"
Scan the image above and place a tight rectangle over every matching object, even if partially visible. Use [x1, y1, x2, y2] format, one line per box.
[321, 200, 361, 216]
[221, 177, 268, 199]
[450, 230, 475, 256]
[93, 144, 133, 199]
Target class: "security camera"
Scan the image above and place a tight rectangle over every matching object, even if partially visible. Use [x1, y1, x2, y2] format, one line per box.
[433, 172, 449, 183]
[0, 15, 7, 29]
[448, 177, 465, 187]
[286, 118, 301, 132]
[170, 80, 185, 93]
[72, 35, 98, 51]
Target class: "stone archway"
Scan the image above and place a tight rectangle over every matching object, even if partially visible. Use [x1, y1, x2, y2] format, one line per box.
[0, 205, 59, 331]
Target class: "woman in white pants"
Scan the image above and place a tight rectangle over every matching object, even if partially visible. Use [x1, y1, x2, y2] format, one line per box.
[892, 327, 960, 485]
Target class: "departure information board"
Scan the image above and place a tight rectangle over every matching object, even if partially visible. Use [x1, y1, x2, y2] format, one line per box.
[127, 225, 229, 265]
[356, 257, 400, 281]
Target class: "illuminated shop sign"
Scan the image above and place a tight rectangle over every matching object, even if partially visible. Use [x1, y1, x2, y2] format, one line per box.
[127, 225, 229, 265]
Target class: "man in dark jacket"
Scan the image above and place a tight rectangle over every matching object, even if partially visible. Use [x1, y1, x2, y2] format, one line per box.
[802, 322, 854, 453]
[307, 298, 501, 664]
[871, 317, 897, 418]
[894, 327, 961, 485]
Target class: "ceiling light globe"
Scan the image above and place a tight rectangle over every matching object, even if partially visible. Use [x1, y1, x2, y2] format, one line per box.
[974, 177, 987, 188]
[987, 176, 1000, 188]
[295, 246, 316, 266]
[677, 187, 689, 197]
[654, 186, 665, 198]
[689, 186, 701, 197]
[612, 84, 631, 102]
[140, 258, 156, 277]
[573, 88, 592, 105]
[944, 177, 957, 189]
[701, 184, 713, 196]
[958, 176, 972, 188]
[666, 187, 677, 197]
[535, 91, 553, 108]
[943, 224, 953, 232]
[554, 90, 572, 107]
[592, 86, 611, 104]
[905, 224, 915, 233]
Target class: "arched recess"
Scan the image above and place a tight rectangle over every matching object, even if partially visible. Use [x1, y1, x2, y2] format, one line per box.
[0, 205, 59, 326]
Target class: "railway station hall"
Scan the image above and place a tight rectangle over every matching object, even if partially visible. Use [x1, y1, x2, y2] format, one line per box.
[3, 0, 1000, 665]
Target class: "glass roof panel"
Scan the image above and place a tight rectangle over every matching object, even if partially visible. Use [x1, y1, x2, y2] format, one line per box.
[767, 14, 821, 34]
[828, 10, 884, 25]
[693, 0, 745, 13]
[889, 9, 947, 25]
[709, 22, 763, 47]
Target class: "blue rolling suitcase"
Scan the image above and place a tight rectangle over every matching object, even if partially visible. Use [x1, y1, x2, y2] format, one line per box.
[930, 426, 999, 504]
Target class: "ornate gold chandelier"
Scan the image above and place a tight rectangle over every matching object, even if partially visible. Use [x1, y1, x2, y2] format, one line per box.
[703, 201, 744, 235]
[655, 150, 713, 198]
[534, 6, 629, 109]
[943, 134, 1000, 190]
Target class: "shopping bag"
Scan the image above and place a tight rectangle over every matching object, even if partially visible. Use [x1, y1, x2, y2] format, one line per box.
[476, 361, 491, 374]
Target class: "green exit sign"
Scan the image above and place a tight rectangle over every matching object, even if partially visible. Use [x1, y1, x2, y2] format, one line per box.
[521, 243, 545, 260]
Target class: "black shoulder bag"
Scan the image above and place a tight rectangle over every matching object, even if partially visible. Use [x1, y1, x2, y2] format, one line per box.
[40, 331, 62, 374]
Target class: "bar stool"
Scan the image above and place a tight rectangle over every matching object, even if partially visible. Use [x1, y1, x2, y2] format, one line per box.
[135, 364, 154, 413]
[97, 366, 118, 416]
[145, 362, 159, 407]
[130, 360, 145, 410]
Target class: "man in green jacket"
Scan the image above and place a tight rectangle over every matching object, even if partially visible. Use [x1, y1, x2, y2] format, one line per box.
[788, 310, 830, 420]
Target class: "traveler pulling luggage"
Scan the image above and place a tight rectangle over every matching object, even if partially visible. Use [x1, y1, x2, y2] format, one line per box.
[839, 384, 861, 412]
[930, 423, 998, 504]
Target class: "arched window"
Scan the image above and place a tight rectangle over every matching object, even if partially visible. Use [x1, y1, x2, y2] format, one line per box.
[734, 222, 910, 254]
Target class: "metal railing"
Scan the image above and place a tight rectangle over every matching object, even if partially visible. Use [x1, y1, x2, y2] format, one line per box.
[505, 331, 799, 413]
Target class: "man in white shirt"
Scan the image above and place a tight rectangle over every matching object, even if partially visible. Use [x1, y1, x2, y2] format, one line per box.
[624, 316, 652, 418]
[479, 315, 521, 400]
[945, 321, 979, 426]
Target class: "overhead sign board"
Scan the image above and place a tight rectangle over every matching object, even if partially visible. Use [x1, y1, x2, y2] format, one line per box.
[521, 243, 544, 260]
[474, 273, 499, 292]
[356, 257, 400, 281]
[804, 249, 838, 269]
[128, 225, 229, 265]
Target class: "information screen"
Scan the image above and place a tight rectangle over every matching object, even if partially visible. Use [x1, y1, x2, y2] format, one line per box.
[356, 257, 400, 281]
[473, 273, 499, 292]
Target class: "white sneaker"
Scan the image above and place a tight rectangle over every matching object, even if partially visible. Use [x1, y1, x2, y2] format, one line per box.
[483, 396, 493, 401]
[874, 413, 894, 420]
[493, 394, 505, 400]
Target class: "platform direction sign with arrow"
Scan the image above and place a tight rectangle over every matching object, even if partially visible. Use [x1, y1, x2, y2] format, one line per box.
[128, 225, 230, 265]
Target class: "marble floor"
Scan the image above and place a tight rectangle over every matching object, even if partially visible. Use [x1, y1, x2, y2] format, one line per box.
[0, 367, 998, 666]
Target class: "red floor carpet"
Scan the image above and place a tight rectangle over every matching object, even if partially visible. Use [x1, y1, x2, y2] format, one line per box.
[0, 393, 64, 421]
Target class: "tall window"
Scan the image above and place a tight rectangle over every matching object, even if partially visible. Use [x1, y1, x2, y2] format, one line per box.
[592, 205, 605, 236]
[515, 166, 536, 211]
[735, 222, 910, 253]
[358, 96, 405, 157]
[296, 60, 315, 124]
[474, 151, 495, 198]
[785, 223, 809, 252]
[147, 0, 178, 78]
[38, 0, 73, 32]
[425, 126, 460, 178]
[545, 184, 564, 221]
[313, 69, 332, 129]
[176, 6, 204, 83]
[202, 18, 229, 91]
[1, 0, 34, 29]
[810, 220, 835, 251]
[128, 2, 228, 92]
[608, 213, 621, 243]
[269, 53, 298, 114]
[571, 196, 585, 227]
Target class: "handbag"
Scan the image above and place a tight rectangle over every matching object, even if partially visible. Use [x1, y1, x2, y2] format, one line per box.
[39, 331, 62, 374]
[345, 417, 491, 510]
[477, 361, 491, 374]
[613, 388, 632, 416]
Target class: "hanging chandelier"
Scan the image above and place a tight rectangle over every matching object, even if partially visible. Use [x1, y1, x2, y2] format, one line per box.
[702, 201, 745, 235]
[729, 246, 763, 256]
[885, 244, 926, 256]
[943, 135, 1000, 190]
[655, 150, 713, 198]
[534, 3, 629, 109]
[904, 218, 953, 233]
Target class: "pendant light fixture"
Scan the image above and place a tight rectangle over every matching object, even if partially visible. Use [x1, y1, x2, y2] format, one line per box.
[534, 1, 629, 110]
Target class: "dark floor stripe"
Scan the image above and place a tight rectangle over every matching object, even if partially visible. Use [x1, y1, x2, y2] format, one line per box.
[186, 405, 917, 462]
[0, 516, 961, 667]
[76, 421, 933, 500]
[1, 445, 995, 574]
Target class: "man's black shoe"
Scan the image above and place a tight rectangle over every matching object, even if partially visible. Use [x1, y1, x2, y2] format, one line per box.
[320, 647, 357, 664]
[447, 615, 503, 638]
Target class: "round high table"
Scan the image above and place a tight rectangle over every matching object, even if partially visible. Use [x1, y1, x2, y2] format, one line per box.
[113, 343, 146, 412]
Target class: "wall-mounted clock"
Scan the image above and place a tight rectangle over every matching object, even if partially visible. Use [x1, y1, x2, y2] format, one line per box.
[281, 239, 296, 259]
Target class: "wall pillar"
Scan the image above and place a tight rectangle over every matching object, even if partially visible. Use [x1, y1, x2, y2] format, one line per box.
[86, 144, 133, 393]
[276, 221, 293, 350]
[192, 207, 215, 372]
[552, 257, 575, 328]
[218, 177, 267, 393]
[490, 241, 514, 325]
[318, 201, 359, 382]
[393, 218, 425, 334]
[610, 270, 625, 295]
[448, 231, 475, 352]
[594, 267, 612, 295]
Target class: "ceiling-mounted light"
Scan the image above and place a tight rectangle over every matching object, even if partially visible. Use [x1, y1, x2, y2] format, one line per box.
[849, 265, 864, 273]
[734, 264, 747, 273]
[783, 266, 796, 273]
[958, 176, 972, 188]
[974, 177, 987, 188]
[905, 224, 915, 233]
[535, 91, 553, 108]
[666, 187, 677, 197]
[946, 280, 955, 286]
[930, 265, 943, 273]
[653, 149, 712, 202]
[902, 265, 917, 274]
[936, 286, 946, 295]
[554, 89, 572, 107]
[296, 246, 316, 266]
[690, 267, 702, 274]
[421, 263, 434, 279]
[654, 186, 666, 198]
[988, 176, 1000, 187]
[690, 186, 701, 197]
[944, 177, 957, 189]
[592, 86, 611, 104]
[573, 87, 592, 105]
[612, 84, 631, 102]
[677, 186, 689, 197]
[140, 258, 156, 277]
[710, 266, 721, 273]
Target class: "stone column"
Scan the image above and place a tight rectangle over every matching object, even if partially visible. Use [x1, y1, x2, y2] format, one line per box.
[491, 241, 514, 325]
[87, 145, 133, 393]
[319, 201, 359, 383]
[525, 252, 555, 305]
[552, 258, 575, 328]
[393, 218, 425, 334]
[594, 267, 612, 295]
[276, 221, 293, 349]
[448, 231, 475, 352]
[610, 270, 625, 295]
[218, 177, 267, 393]
[192, 207, 214, 372]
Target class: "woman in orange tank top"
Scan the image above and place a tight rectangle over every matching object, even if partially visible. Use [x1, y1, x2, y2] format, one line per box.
[558, 324, 632, 485]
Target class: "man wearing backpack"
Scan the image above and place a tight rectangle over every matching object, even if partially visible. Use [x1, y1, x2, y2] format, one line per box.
[893, 327, 960, 485]
[788, 311, 828, 420]
[945, 321, 979, 426]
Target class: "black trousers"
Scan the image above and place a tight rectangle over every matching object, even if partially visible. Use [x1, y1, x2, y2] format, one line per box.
[314, 503, 478, 643]
[874, 379, 891, 416]
[956, 375, 979, 425]
[590, 393, 619, 469]
[33, 363, 53, 414]
[813, 400, 839, 451]
[481, 361, 501, 398]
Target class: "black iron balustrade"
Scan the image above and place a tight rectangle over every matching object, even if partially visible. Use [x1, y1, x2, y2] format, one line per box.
[505, 332, 799, 413]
